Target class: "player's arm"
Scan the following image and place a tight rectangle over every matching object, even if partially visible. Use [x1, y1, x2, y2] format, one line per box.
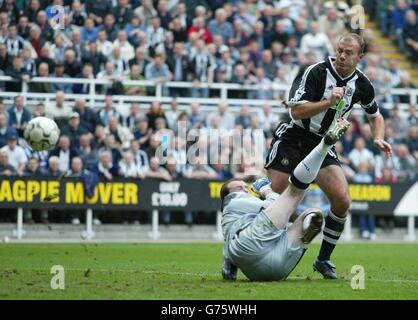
[289, 97, 336, 120]
[361, 82, 393, 157]
[368, 113, 392, 157]
[287, 66, 344, 120]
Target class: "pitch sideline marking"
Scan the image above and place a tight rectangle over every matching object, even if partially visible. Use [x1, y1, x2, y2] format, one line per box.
[142, 270, 418, 284]
[9, 268, 418, 284]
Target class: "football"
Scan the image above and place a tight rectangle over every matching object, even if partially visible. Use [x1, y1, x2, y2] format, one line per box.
[23, 116, 60, 151]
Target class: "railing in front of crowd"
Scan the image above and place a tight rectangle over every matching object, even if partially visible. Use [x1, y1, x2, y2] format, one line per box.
[0, 75, 286, 110]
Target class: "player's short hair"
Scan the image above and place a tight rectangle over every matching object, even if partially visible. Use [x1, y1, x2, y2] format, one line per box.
[338, 33, 365, 54]
[220, 178, 242, 211]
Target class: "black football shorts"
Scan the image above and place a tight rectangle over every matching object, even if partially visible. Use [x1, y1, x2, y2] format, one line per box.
[265, 123, 341, 174]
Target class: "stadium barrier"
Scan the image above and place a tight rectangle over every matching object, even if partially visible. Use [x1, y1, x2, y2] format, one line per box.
[0, 76, 417, 115]
[0, 75, 287, 110]
[0, 177, 416, 241]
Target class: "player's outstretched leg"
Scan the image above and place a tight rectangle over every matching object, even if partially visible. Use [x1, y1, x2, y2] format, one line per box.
[259, 118, 350, 231]
[290, 118, 350, 190]
[313, 118, 351, 280]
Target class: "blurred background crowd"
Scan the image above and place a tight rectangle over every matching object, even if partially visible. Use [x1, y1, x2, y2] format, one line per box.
[0, 0, 417, 237]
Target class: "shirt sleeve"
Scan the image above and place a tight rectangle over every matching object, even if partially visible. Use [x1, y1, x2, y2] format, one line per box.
[360, 80, 380, 118]
[288, 64, 319, 105]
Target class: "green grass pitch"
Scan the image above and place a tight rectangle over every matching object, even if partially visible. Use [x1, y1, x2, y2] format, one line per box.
[0, 243, 417, 300]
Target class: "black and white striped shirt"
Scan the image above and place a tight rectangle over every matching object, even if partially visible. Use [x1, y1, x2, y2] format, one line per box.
[288, 57, 380, 136]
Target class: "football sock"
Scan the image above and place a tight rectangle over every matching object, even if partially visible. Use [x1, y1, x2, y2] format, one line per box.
[316, 139, 332, 156]
[289, 141, 332, 189]
[318, 209, 346, 261]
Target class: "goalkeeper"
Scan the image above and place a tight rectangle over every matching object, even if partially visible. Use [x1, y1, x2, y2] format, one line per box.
[220, 118, 350, 281]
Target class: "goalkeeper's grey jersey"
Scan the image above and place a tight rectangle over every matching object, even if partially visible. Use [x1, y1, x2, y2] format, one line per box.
[221, 192, 277, 242]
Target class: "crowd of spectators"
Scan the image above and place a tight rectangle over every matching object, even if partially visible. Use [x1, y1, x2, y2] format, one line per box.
[365, 0, 418, 65]
[0, 0, 371, 99]
[0, 1, 416, 231]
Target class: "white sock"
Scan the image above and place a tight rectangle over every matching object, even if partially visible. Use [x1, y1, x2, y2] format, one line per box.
[293, 142, 330, 185]
[317, 139, 332, 156]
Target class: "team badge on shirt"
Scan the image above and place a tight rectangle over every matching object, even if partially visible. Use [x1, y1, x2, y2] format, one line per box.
[281, 157, 289, 166]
